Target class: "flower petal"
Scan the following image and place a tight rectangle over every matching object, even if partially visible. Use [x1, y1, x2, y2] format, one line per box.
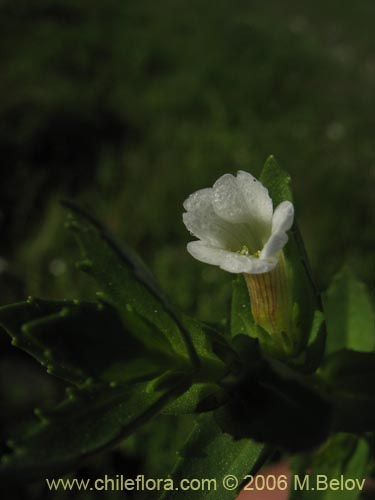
[220, 252, 276, 274]
[260, 232, 289, 260]
[183, 188, 244, 248]
[211, 173, 249, 223]
[259, 201, 294, 259]
[187, 241, 276, 274]
[183, 188, 212, 212]
[271, 201, 294, 233]
[236, 170, 273, 231]
[211, 172, 273, 246]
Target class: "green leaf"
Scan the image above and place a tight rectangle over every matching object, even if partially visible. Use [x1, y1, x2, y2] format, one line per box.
[260, 156, 325, 370]
[62, 201, 207, 371]
[215, 335, 331, 451]
[160, 325, 231, 415]
[162, 383, 222, 415]
[230, 275, 257, 338]
[319, 350, 375, 433]
[323, 267, 375, 355]
[288, 309, 326, 374]
[260, 155, 293, 204]
[0, 375, 190, 482]
[160, 413, 266, 500]
[0, 298, 86, 384]
[0, 298, 168, 385]
[290, 434, 371, 500]
[177, 316, 227, 381]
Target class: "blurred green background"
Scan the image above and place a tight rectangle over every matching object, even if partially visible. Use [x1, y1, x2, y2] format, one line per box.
[1, 0, 374, 312]
[0, 0, 374, 495]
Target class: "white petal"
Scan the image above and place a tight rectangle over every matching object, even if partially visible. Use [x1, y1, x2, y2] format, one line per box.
[183, 188, 244, 248]
[236, 171, 273, 231]
[220, 252, 276, 274]
[186, 241, 230, 266]
[271, 201, 294, 233]
[183, 212, 241, 248]
[211, 172, 273, 247]
[260, 232, 289, 260]
[211, 173, 249, 223]
[183, 188, 212, 212]
[259, 201, 294, 259]
[187, 241, 276, 274]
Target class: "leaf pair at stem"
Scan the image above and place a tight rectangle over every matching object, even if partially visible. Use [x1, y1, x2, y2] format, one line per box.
[0, 158, 373, 500]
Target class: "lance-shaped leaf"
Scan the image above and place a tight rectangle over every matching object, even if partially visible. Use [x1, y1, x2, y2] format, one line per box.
[231, 274, 257, 338]
[161, 382, 222, 415]
[290, 434, 371, 500]
[323, 267, 375, 355]
[260, 156, 326, 370]
[161, 328, 233, 415]
[0, 375, 190, 483]
[62, 201, 217, 371]
[160, 413, 267, 500]
[0, 298, 171, 385]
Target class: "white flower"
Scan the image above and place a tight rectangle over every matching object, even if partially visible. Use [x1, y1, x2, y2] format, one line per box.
[183, 171, 294, 274]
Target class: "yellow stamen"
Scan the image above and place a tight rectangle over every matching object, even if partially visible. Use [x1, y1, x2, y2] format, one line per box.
[237, 245, 250, 255]
[237, 246, 261, 257]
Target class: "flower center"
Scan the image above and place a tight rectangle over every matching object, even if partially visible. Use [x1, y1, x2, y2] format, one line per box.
[236, 245, 261, 258]
[237, 245, 249, 255]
